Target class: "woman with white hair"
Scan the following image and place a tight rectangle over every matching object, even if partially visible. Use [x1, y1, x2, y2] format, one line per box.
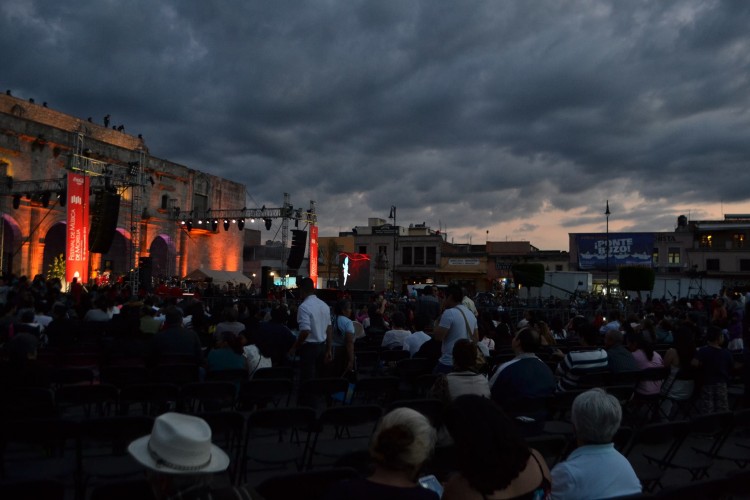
[324, 407, 439, 500]
[550, 388, 641, 499]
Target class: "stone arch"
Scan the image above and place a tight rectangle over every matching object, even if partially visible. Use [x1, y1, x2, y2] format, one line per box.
[42, 221, 67, 277]
[149, 234, 177, 279]
[1, 214, 22, 275]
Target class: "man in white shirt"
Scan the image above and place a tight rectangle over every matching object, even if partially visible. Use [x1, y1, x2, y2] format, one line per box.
[290, 277, 332, 385]
[403, 313, 432, 357]
[381, 311, 411, 350]
[433, 285, 478, 374]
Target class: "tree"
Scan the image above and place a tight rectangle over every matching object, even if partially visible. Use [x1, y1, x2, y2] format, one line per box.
[618, 266, 656, 292]
[47, 253, 65, 281]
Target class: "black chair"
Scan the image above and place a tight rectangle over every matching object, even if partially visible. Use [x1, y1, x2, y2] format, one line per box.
[180, 381, 237, 413]
[307, 405, 383, 469]
[206, 368, 249, 383]
[118, 383, 180, 416]
[89, 479, 155, 500]
[0, 479, 66, 500]
[655, 476, 731, 499]
[623, 420, 690, 492]
[50, 367, 95, 387]
[298, 378, 350, 408]
[253, 366, 294, 382]
[150, 364, 199, 385]
[525, 433, 569, 468]
[352, 350, 379, 376]
[100, 365, 149, 387]
[352, 376, 400, 405]
[236, 378, 294, 410]
[379, 349, 410, 364]
[3, 387, 58, 419]
[196, 411, 245, 484]
[240, 406, 317, 479]
[56, 383, 119, 418]
[255, 467, 359, 500]
[75, 415, 154, 497]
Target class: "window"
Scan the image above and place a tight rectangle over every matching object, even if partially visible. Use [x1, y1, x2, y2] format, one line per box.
[414, 247, 425, 265]
[706, 259, 720, 271]
[378, 245, 387, 256]
[700, 234, 713, 248]
[668, 248, 680, 265]
[193, 194, 208, 215]
[358, 246, 367, 255]
[402, 247, 412, 265]
[161, 194, 169, 210]
[652, 248, 659, 266]
[426, 246, 437, 265]
[740, 259, 750, 272]
[734, 233, 745, 249]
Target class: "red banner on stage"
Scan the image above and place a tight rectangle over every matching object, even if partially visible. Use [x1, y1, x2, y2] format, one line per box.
[309, 225, 319, 288]
[65, 173, 90, 284]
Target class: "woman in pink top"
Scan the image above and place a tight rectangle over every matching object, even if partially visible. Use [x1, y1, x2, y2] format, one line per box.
[626, 330, 664, 395]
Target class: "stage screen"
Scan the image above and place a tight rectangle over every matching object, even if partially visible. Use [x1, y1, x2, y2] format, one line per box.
[338, 252, 370, 290]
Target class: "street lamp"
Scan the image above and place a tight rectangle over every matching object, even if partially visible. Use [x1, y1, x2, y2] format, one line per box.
[605, 200, 611, 298]
[389, 205, 397, 292]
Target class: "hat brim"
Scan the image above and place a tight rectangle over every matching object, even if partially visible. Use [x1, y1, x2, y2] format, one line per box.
[127, 435, 230, 475]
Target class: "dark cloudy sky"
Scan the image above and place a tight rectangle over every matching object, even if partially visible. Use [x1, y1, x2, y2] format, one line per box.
[3, 0, 750, 249]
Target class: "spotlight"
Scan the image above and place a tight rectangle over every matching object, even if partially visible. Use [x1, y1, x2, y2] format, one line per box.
[211, 219, 218, 231]
[197, 219, 203, 225]
[264, 218, 272, 230]
[250, 218, 255, 223]
[223, 219, 230, 231]
[41, 191, 51, 208]
[180, 220, 186, 225]
[127, 161, 140, 176]
[186, 220, 193, 232]
[238, 218, 245, 230]
[12, 194, 20, 209]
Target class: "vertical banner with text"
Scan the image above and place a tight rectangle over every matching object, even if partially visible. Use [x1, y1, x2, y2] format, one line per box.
[65, 173, 90, 284]
[309, 225, 319, 288]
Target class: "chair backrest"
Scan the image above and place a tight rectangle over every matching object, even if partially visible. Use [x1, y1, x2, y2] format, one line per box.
[206, 369, 249, 383]
[352, 376, 400, 404]
[246, 406, 317, 432]
[237, 378, 293, 410]
[253, 366, 294, 381]
[525, 433, 569, 467]
[298, 378, 350, 407]
[100, 365, 149, 387]
[255, 467, 359, 500]
[379, 350, 410, 363]
[387, 399, 444, 428]
[150, 364, 200, 385]
[181, 381, 237, 413]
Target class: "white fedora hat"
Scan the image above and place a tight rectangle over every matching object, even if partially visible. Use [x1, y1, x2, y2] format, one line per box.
[128, 412, 230, 474]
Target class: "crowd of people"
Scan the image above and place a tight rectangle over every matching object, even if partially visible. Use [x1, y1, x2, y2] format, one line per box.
[1, 271, 749, 499]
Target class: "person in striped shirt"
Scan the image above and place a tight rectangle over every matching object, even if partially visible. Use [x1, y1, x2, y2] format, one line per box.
[556, 322, 608, 391]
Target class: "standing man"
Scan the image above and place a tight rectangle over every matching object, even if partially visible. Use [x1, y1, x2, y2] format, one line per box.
[290, 277, 332, 385]
[415, 286, 440, 322]
[432, 284, 478, 374]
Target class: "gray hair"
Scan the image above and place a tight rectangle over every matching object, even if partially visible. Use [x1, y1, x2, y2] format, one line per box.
[370, 407, 436, 472]
[571, 388, 622, 444]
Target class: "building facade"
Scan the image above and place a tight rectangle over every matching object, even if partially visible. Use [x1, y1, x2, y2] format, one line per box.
[0, 94, 246, 285]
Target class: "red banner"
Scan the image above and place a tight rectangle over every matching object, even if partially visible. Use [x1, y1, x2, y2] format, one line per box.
[65, 173, 90, 284]
[309, 225, 318, 288]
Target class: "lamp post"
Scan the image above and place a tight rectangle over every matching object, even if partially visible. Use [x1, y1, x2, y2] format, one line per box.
[605, 200, 610, 299]
[389, 205, 397, 292]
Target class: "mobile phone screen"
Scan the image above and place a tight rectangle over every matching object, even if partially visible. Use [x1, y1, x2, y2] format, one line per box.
[418, 475, 443, 498]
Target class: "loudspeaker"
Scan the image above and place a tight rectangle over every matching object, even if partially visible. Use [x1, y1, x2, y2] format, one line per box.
[261, 266, 271, 296]
[138, 256, 152, 291]
[88, 191, 121, 253]
[287, 230, 307, 270]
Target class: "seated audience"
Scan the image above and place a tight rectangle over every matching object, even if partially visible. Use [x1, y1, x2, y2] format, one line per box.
[442, 395, 551, 499]
[692, 326, 735, 413]
[403, 313, 432, 358]
[604, 330, 638, 373]
[324, 407, 438, 500]
[550, 388, 641, 499]
[490, 327, 556, 408]
[150, 306, 204, 365]
[207, 331, 247, 373]
[556, 323, 608, 391]
[660, 324, 696, 418]
[430, 339, 490, 403]
[626, 330, 664, 396]
[381, 311, 412, 350]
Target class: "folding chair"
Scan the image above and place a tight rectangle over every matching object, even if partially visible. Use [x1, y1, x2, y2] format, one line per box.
[630, 367, 669, 424]
[56, 383, 119, 418]
[180, 381, 237, 413]
[50, 367, 95, 388]
[0, 479, 66, 500]
[352, 350, 379, 376]
[206, 368, 249, 383]
[150, 364, 199, 385]
[89, 479, 155, 500]
[351, 376, 400, 405]
[414, 373, 439, 398]
[100, 365, 148, 388]
[525, 433, 569, 467]
[306, 405, 383, 470]
[298, 378, 350, 408]
[240, 407, 316, 480]
[195, 411, 245, 484]
[396, 358, 434, 396]
[75, 415, 154, 497]
[255, 467, 359, 500]
[118, 383, 180, 416]
[656, 476, 731, 500]
[679, 411, 735, 479]
[623, 420, 690, 492]
[253, 366, 294, 382]
[236, 378, 293, 411]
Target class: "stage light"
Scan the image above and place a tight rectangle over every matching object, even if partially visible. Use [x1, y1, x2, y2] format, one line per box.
[250, 218, 255, 223]
[186, 220, 192, 231]
[12, 194, 20, 209]
[223, 219, 230, 231]
[127, 161, 140, 175]
[41, 191, 51, 207]
[180, 220, 186, 225]
[238, 218, 245, 230]
[264, 218, 272, 230]
[211, 219, 218, 231]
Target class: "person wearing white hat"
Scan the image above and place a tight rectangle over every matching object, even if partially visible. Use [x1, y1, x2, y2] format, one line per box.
[128, 412, 261, 499]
